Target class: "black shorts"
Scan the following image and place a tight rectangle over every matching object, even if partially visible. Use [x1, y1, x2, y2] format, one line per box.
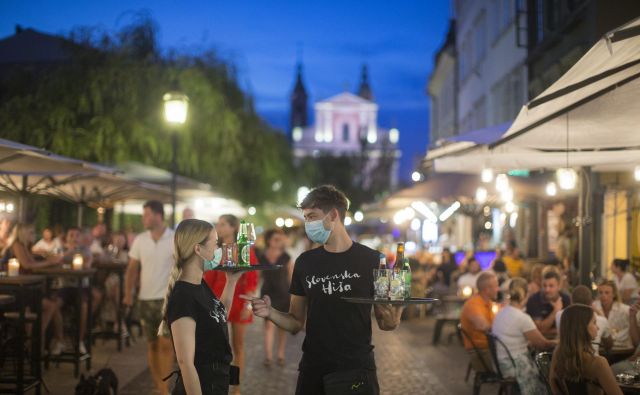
[295, 367, 379, 395]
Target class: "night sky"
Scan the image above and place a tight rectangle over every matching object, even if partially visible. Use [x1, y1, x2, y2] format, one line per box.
[0, 0, 450, 183]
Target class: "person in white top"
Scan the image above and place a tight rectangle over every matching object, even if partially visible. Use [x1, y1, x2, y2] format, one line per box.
[556, 285, 612, 355]
[124, 200, 175, 395]
[611, 258, 638, 304]
[457, 257, 482, 293]
[31, 227, 62, 256]
[593, 279, 633, 350]
[492, 277, 555, 394]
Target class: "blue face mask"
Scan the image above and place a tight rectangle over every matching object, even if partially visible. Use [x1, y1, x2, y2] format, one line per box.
[305, 213, 332, 245]
[203, 247, 222, 271]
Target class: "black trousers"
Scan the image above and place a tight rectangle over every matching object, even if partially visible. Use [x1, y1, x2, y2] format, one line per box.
[295, 367, 380, 395]
[171, 362, 230, 395]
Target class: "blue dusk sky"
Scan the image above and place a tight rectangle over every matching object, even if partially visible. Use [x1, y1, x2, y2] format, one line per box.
[0, 0, 450, 182]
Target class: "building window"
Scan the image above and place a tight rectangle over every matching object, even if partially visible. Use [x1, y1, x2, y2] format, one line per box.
[474, 10, 487, 65]
[342, 124, 350, 142]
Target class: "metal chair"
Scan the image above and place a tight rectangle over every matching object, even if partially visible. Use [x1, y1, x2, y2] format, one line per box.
[486, 332, 520, 395]
[534, 351, 553, 394]
[458, 324, 497, 395]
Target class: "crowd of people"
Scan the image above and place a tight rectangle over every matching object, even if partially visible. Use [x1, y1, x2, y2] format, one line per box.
[3, 186, 639, 395]
[0, 200, 303, 395]
[454, 240, 639, 394]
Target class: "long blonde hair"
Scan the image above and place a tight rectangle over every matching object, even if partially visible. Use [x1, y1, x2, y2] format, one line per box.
[1, 223, 33, 256]
[158, 219, 213, 336]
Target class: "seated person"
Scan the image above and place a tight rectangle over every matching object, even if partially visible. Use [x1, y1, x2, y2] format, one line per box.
[53, 227, 93, 355]
[611, 258, 637, 304]
[526, 267, 570, 338]
[556, 285, 612, 355]
[460, 272, 499, 372]
[492, 277, 555, 394]
[436, 248, 458, 287]
[593, 279, 632, 350]
[457, 257, 482, 293]
[1, 223, 65, 352]
[550, 304, 623, 395]
[31, 227, 63, 257]
[502, 241, 524, 277]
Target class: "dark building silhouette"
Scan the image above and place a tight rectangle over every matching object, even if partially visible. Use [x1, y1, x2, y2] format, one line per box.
[356, 64, 373, 101]
[289, 62, 308, 142]
[524, 0, 640, 98]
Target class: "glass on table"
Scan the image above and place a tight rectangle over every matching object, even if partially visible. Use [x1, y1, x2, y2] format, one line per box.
[373, 268, 390, 300]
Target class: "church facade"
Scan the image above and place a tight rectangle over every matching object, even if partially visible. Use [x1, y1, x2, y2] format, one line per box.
[289, 64, 400, 190]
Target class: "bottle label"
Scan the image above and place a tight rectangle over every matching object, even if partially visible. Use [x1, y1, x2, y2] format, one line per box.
[240, 245, 250, 265]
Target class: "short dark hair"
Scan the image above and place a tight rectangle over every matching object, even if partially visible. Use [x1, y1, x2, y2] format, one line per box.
[298, 185, 349, 221]
[542, 266, 561, 283]
[571, 285, 593, 305]
[143, 200, 164, 218]
[613, 258, 630, 272]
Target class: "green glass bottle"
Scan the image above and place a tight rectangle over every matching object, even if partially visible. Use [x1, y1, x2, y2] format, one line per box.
[237, 221, 250, 266]
[403, 257, 412, 299]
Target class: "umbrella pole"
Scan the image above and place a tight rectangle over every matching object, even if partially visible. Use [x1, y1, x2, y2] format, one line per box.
[77, 204, 83, 228]
[578, 167, 594, 286]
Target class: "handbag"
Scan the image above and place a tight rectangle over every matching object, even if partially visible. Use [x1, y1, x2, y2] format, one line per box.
[322, 369, 376, 395]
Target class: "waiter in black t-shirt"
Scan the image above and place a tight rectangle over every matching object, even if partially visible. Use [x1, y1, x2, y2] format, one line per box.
[242, 185, 403, 395]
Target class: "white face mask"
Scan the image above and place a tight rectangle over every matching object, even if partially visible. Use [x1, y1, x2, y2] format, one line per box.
[304, 213, 332, 244]
[201, 247, 222, 271]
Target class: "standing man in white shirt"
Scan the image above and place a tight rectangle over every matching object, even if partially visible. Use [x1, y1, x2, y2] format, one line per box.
[124, 200, 175, 395]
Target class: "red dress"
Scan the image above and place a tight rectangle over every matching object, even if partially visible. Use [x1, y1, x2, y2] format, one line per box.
[204, 270, 258, 323]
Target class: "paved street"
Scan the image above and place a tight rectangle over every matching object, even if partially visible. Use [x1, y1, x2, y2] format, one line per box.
[113, 316, 496, 395]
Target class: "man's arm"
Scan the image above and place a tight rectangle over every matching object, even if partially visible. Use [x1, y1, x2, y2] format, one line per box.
[243, 294, 307, 334]
[123, 258, 140, 306]
[534, 298, 563, 336]
[374, 305, 404, 331]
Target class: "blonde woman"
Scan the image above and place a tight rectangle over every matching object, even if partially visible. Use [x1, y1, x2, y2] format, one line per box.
[160, 219, 243, 395]
[491, 277, 555, 394]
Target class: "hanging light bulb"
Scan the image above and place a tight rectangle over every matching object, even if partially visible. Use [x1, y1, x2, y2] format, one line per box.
[481, 168, 494, 183]
[505, 201, 516, 213]
[635, 165, 640, 182]
[495, 173, 509, 193]
[475, 187, 488, 203]
[500, 187, 514, 202]
[546, 182, 557, 196]
[557, 168, 577, 190]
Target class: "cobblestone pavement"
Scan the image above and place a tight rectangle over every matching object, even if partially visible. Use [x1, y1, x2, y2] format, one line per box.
[118, 316, 497, 395]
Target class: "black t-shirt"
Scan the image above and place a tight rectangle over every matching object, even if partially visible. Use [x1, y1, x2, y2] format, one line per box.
[289, 242, 379, 369]
[525, 290, 571, 326]
[167, 280, 232, 365]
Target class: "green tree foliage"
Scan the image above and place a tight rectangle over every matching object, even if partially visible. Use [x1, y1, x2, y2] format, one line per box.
[0, 15, 294, 205]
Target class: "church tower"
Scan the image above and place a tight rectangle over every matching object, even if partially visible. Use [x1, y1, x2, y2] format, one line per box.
[357, 64, 373, 101]
[289, 62, 308, 142]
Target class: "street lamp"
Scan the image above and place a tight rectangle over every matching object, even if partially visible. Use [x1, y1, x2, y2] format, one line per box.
[163, 90, 189, 228]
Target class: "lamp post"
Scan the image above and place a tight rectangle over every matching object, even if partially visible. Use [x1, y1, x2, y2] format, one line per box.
[163, 90, 189, 228]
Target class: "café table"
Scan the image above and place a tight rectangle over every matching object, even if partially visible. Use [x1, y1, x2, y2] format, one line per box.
[0, 294, 16, 307]
[32, 267, 95, 378]
[432, 294, 466, 345]
[0, 275, 45, 395]
[618, 379, 640, 394]
[93, 260, 128, 351]
[606, 348, 636, 365]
